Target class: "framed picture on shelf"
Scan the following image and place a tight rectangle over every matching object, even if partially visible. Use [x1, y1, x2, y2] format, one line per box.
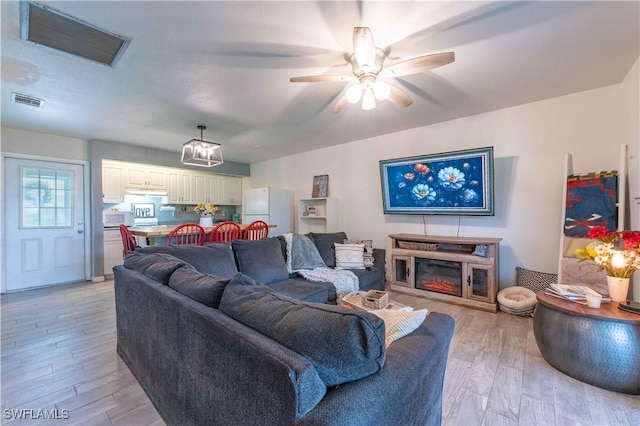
[379, 146, 495, 216]
[312, 174, 328, 198]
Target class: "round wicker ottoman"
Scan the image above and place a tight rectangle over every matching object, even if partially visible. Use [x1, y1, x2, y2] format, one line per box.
[497, 286, 537, 316]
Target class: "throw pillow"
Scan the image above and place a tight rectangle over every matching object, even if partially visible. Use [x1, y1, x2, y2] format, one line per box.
[515, 267, 558, 293]
[334, 243, 365, 270]
[232, 238, 289, 284]
[308, 232, 348, 268]
[168, 267, 230, 308]
[370, 309, 428, 347]
[344, 239, 374, 267]
[124, 251, 193, 284]
[219, 273, 386, 387]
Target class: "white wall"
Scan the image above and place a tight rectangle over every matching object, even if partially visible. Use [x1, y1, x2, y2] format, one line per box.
[621, 57, 640, 300]
[1, 127, 89, 161]
[249, 84, 626, 288]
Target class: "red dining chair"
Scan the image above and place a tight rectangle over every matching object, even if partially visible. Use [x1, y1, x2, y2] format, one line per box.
[209, 221, 242, 245]
[243, 220, 269, 240]
[119, 224, 139, 257]
[167, 223, 206, 246]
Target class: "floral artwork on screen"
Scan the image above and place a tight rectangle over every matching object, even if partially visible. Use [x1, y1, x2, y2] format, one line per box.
[379, 147, 494, 216]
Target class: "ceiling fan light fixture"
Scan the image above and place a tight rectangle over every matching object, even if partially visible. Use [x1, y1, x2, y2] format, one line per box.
[362, 88, 376, 111]
[181, 125, 223, 167]
[353, 27, 376, 69]
[372, 82, 390, 100]
[346, 84, 363, 104]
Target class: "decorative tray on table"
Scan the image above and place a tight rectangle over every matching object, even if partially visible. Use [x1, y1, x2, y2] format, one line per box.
[341, 291, 413, 312]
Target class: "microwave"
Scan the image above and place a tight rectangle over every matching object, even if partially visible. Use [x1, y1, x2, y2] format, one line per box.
[103, 211, 134, 228]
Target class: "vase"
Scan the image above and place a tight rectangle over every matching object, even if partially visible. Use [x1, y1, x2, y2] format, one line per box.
[199, 215, 213, 228]
[606, 276, 630, 302]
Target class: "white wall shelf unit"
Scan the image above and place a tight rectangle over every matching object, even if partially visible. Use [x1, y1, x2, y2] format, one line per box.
[297, 197, 339, 233]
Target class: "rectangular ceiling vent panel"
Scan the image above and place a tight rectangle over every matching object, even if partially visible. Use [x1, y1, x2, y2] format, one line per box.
[20, 1, 131, 67]
[11, 92, 45, 108]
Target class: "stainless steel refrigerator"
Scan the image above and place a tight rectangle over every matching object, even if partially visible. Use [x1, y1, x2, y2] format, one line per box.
[242, 187, 294, 236]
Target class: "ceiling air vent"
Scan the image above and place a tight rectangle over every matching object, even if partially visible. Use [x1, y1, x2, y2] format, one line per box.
[11, 92, 45, 108]
[20, 1, 131, 67]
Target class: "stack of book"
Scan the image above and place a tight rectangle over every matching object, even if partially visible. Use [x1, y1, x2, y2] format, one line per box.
[545, 284, 610, 304]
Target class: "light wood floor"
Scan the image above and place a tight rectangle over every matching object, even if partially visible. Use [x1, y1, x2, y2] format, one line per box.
[1, 281, 638, 425]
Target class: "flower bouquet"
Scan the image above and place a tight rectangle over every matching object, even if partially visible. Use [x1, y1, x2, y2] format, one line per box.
[575, 226, 640, 279]
[194, 203, 217, 216]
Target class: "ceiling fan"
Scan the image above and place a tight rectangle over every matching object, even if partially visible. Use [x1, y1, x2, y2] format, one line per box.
[290, 27, 455, 112]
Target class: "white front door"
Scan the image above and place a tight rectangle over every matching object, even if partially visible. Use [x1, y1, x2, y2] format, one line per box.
[4, 158, 87, 291]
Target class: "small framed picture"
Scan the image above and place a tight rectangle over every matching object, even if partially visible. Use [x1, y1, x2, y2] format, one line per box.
[312, 175, 328, 198]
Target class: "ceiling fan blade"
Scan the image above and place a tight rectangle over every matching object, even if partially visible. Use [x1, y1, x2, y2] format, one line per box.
[290, 75, 355, 83]
[353, 27, 376, 69]
[383, 52, 455, 77]
[333, 94, 350, 113]
[387, 85, 413, 107]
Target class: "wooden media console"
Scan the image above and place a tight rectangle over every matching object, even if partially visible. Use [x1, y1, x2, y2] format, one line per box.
[389, 234, 501, 312]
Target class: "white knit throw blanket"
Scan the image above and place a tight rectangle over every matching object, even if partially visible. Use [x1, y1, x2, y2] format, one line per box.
[296, 267, 359, 300]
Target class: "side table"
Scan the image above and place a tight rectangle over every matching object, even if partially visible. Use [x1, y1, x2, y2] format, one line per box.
[533, 291, 640, 395]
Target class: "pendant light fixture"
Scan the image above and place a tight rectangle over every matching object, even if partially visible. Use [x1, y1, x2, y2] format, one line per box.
[181, 125, 223, 167]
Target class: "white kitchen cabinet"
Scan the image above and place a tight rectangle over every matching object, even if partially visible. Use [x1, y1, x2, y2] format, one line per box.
[219, 176, 242, 205]
[217, 176, 241, 205]
[102, 163, 125, 203]
[192, 174, 207, 203]
[124, 165, 167, 189]
[103, 229, 123, 276]
[167, 172, 193, 204]
[204, 175, 221, 204]
[102, 160, 241, 206]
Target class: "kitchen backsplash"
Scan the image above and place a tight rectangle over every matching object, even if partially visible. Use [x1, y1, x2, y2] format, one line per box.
[103, 194, 239, 225]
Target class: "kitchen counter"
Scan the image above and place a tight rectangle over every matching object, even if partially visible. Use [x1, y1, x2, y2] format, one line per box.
[128, 223, 275, 237]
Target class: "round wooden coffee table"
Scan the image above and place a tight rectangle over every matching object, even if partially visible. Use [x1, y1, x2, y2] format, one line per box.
[533, 292, 640, 395]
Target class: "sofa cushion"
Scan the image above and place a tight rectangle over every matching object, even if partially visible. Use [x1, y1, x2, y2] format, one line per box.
[136, 244, 238, 278]
[168, 267, 231, 308]
[124, 251, 192, 284]
[219, 273, 386, 387]
[232, 237, 290, 284]
[351, 268, 385, 292]
[267, 278, 329, 303]
[308, 232, 348, 268]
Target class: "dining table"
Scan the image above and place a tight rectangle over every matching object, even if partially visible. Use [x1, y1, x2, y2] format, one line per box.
[129, 223, 277, 238]
[128, 223, 276, 238]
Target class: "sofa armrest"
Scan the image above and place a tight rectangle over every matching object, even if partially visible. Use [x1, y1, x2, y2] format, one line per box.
[299, 312, 455, 426]
[372, 248, 386, 270]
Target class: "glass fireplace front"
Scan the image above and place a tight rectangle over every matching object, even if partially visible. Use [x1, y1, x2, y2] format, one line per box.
[415, 258, 462, 297]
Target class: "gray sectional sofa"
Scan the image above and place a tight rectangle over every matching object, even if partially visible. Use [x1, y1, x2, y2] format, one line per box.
[135, 232, 386, 304]
[114, 232, 455, 425]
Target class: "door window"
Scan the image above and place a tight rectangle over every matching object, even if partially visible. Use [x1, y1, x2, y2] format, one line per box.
[21, 167, 73, 228]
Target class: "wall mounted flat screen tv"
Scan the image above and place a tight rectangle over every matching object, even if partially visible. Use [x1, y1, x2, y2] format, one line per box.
[379, 146, 494, 216]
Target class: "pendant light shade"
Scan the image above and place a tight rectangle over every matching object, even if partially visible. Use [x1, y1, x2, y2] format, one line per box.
[181, 125, 223, 167]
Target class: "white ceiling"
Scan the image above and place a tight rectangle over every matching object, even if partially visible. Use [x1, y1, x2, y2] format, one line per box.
[1, 1, 638, 164]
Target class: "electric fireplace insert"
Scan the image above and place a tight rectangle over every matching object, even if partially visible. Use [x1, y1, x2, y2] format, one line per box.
[415, 258, 462, 297]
